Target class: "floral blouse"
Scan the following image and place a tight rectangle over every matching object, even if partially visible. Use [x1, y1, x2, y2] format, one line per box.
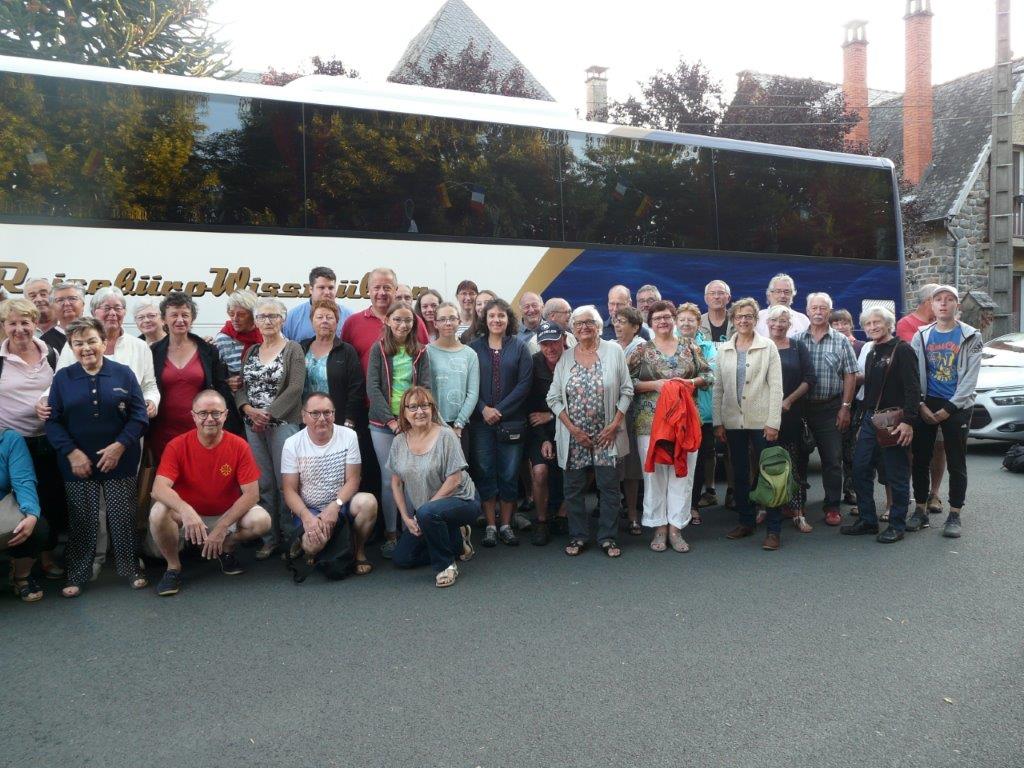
[627, 339, 714, 436]
[242, 345, 285, 416]
[565, 359, 616, 470]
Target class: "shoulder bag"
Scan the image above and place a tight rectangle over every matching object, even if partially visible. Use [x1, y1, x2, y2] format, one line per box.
[868, 347, 904, 448]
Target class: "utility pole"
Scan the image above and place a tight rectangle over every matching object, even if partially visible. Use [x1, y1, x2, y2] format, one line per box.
[990, 0, 1013, 335]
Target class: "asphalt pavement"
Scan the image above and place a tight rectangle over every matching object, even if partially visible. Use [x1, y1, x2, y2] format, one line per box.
[3, 442, 1022, 768]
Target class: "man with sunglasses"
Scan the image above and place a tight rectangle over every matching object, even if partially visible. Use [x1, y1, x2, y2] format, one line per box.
[149, 389, 271, 596]
[281, 391, 378, 576]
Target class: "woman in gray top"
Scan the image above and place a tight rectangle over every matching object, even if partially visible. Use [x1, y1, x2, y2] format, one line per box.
[389, 387, 480, 588]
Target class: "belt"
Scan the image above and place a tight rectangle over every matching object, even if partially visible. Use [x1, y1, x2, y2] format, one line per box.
[807, 395, 842, 405]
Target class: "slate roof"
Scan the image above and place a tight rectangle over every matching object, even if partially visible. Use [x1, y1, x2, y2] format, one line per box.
[388, 0, 553, 100]
[868, 60, 1024, 221]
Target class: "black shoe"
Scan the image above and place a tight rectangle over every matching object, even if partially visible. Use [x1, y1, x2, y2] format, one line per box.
[498, 525, 519, 546]
[840, 519, 879, 536]
[531, 521, 550, 546]
[218, 552, 245, 576]
[942, 513, 962, 538]
[156, 569, 182, 596]
[905, 509, 930, 532]
[518, 497, 535, 512]
[876, 526, 904, 543]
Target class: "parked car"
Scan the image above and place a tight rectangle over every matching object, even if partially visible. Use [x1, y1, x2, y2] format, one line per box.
[970, 333, 1024, 442]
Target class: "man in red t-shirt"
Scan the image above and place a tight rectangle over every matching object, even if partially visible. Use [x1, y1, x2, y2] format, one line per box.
[341, 266, 430, 373]
[896, 282, 939, 342]
[149, 390, 270, 596]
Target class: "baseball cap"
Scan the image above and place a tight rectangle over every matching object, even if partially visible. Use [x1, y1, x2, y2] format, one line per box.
[931, 284, 959, 300]
[535, 321, 565, 344]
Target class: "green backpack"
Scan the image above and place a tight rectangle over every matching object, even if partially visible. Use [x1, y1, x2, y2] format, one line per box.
[749, 446, 797, 509]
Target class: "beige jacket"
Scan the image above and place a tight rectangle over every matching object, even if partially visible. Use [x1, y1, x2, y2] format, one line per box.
[712, 333, 783, 431]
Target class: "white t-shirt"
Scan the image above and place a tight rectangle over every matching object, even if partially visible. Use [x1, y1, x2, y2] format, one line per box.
[280, 426, 361, 509]
[855, 341, 874, 401]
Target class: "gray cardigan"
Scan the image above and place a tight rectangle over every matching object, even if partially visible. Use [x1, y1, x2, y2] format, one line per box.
[235, 340, 306, 425]
[909, 320, 983, 413]
[546, 339, 634, 470]
[367, 340, 431, 426]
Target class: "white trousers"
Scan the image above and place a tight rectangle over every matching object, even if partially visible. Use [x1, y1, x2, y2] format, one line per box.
[637, 435, 698, 529]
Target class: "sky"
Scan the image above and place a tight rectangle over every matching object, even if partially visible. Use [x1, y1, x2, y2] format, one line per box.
[211, 0, 1019, 113]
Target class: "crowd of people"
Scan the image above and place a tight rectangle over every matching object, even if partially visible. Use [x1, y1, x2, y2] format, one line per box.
[0, 267, 982, 598]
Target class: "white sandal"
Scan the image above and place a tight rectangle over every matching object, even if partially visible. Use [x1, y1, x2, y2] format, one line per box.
[435, 564, 458, 588]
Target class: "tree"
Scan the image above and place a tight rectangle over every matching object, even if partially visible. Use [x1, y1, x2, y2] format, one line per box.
[389, 40, 542, 99]
[608, 57, 722, 136]
[0, 0, 232, 77]
[719, 73, 857, 152]
[261, 56, 359, 87]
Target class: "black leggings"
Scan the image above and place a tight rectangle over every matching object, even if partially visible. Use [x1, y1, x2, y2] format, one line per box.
[911, 396, 969, 509]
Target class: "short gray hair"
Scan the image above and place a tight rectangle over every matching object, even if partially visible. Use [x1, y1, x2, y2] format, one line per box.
[636, 284, 661, 300]
[255, 297, 288, 317]
[704, 279, 731, 296]
[569, 304, 603, 333]
[133, 299, 160, 318]
[916, 283, 940, 305]
[860, 305, 896, 331]
[767, 273, 796, 299]
[806, 292, 833, 310]
[51, 282, 85, 301]
[22, 276, 51, 293]
[226, 290, 259, 312]
[542, 298, 571, 319]
[766, 304, 793, 322]
[90, 286, 126, 314]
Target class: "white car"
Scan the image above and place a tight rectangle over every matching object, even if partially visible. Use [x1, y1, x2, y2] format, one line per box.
[970, 333, 1024, 442]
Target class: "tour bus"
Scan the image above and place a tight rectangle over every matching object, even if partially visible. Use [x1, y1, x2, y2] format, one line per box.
[0, 55, 904, 333]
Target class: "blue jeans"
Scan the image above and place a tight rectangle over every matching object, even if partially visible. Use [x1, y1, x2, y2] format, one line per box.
[725, 429, 782, 534]
[392, 497, 481, 573]
[853, 413, 911, 529]
[370, 425, 399, 534]
[469, 422, 524, 502]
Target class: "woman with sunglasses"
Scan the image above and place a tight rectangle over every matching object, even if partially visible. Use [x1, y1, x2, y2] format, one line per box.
[390, 387, 479, 587]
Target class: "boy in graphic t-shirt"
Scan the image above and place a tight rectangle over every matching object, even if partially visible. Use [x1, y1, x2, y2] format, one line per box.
[907, 285, 983, 539]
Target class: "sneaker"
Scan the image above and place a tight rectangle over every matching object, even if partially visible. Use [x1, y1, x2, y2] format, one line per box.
[512, 511, 532, 531]
[218, 551, 245, 576]
[823, 508, 842, 526]
[904, 509, 930, 532]
[481, 526, 498, 547]
[724, 488, 735, 509]
[942, 513, 962, 538]
[156, 569, 182, 597]
[531, 521, 550, 546]
[459, 526, 475, 562]
[498, 525, 519, 546]
[697, 489, 718, 508]
[380, 539, 397, 559]
[876, 526, 904, 543]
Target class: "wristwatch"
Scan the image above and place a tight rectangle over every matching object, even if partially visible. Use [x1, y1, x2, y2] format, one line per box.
[335, 497, 346, 507]
[841, 402, 852, 408]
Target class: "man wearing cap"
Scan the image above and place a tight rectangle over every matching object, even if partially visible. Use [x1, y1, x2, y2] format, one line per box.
[906, 285, 982, 538]
[524, 320, 568, 545]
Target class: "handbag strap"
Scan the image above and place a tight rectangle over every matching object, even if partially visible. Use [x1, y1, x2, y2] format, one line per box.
[872, 343, 897, 411]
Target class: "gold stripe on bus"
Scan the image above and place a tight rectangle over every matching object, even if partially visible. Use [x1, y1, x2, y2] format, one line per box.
[513, 248, 584, 306]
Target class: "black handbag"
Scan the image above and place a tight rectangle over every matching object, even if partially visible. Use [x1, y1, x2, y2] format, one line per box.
[496, 420, 527, 444]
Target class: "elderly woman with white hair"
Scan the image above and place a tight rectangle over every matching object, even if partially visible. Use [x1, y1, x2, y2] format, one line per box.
[213, 290, 262, 392]
[52, 286, 159, 417]
[840, 306, 919, 544]
[234, 297, 305, 558]
[134, 299, 166, 346]
[547, 305, 633, 558]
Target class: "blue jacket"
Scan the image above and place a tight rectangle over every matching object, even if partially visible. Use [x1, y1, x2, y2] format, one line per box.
[469, 335, 533, 422]
[45, 359, 149, 482]
[0, 429, 40, 517]
[694, 332, 717, 424]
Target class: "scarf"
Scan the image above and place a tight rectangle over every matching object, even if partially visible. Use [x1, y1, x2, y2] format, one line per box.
[218, 321, 263, 354]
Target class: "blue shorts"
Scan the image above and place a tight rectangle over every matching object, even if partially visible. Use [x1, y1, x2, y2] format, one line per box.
[293, 503, 354, 529]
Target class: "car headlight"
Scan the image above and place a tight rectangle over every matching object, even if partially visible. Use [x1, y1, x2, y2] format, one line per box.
[993, 393, 1024, 406]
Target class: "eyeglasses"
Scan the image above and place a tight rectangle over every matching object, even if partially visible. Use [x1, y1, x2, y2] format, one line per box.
[770, 288, 794, 295]
[436, 316, 459, 325]
[405, 403, 431, 412]
[304, 409, 335, 420]
[390, 317, 414, 325]
[96, 304, 125, 313]
[192, 410, 225, 420]
[734, 314, 756, 322]
[54, 296, 82, 304]
[650, 314, 674, 323]
[573, 319, 596, 328]
[255, 314, 282, 322]
[135, 313, 160, 321]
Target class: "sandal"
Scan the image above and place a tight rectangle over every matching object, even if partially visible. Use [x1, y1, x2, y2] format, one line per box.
[61, 584, 82, 599]
[459, 525, 475, 561]
[880, 508, 891, 522]
[927, 496, 943, 515]
[650, 530, 667, 552]
[627, 520, 643, 536]
[435, 564, 458, 588]
[793, 515, 813, 533]
[564, 538, 586, 556]
[354, 560, 374, 576]
[690, 509, 702, 526]
[11, 575, 44, 603]
[600, 539, 622, 558]
[130, 574, 149, 590]
[668, 528, 690, 553]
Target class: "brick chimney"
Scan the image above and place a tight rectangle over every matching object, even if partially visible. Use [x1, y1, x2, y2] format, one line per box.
[842, 20, 869, 150]
[903, 0, 934, 185]
[585, 65, 608, 121]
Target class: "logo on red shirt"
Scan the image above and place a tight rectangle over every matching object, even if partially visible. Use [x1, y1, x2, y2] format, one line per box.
[219, 464, 233, 477]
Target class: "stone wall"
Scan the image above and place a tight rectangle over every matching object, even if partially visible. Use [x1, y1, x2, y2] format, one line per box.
[904, 161, 990, 305]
